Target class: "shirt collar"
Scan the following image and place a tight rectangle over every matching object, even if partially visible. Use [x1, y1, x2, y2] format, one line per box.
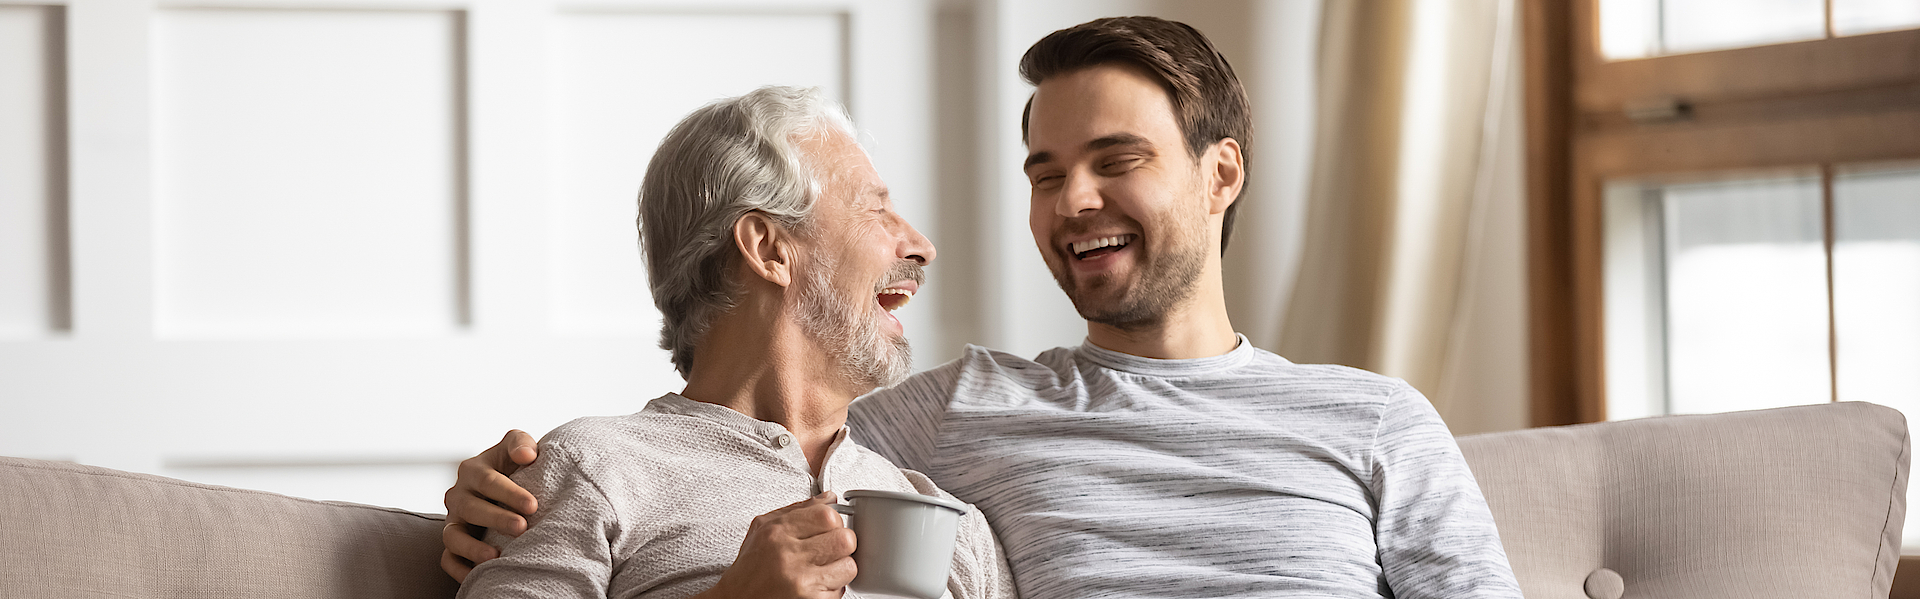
[1073, 333, 1261, 378]
[644, 393, 850, 446]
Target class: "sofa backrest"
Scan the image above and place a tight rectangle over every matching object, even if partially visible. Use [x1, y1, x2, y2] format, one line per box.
[0, 456, 458, 598]
[6, 402, 1907, 598]
[1458, 401, 1910, 599]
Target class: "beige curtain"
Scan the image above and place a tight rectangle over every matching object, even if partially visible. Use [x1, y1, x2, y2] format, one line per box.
[1253, 0, 1529, 435]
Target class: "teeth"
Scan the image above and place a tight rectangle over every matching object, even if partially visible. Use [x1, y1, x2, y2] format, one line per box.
[878, 288, 913, 311]
[1072, 235, 1131, 255]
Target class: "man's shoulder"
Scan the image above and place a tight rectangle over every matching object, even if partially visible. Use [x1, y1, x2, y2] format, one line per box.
[540, 410, 644, 440]
[1218, 351, 1430, 419]
[859, 345, 1062, 404]
[937, 343, 1067, 377]
[533, 409, 673, 465]
[1258, 357, 1411, 393]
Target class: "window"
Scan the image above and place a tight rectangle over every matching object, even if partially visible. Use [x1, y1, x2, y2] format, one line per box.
[1526, 0, 1920, 549]
[1603, 164, 1920, 421]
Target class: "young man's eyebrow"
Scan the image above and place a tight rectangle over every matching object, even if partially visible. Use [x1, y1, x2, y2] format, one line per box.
[1023, 151, 1053, 171]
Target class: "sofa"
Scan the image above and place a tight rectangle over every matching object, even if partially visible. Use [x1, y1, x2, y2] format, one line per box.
[1, 401, 1907, 598]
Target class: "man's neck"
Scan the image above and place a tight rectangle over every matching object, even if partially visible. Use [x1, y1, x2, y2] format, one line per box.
[1084, 261, 1239, 360]
[678, 311, 859, 477]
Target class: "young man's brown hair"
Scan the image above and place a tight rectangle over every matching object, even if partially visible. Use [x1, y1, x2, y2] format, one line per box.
[1018, 15, 1253, 253]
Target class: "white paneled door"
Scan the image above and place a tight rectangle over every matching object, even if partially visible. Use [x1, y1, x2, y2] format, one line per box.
[0, 0, 936, 514]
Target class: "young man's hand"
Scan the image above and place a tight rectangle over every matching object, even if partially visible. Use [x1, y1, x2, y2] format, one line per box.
[694, 492, 859, 599]
[440, 429, 540, 582]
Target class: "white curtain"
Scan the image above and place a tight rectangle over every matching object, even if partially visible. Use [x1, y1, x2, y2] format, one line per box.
[1229, 0, 1529, 435]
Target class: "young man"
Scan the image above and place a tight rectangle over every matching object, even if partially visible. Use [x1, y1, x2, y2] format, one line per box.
[453, 86, 1012, 599]
[447, 18, 1521, 598]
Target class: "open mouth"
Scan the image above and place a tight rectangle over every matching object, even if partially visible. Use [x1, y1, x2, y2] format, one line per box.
[1071, 234, 1136, 260]
[876, 287, 914, 312]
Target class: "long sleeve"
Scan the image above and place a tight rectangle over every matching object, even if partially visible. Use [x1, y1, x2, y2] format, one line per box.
[458, 441, 621, 599]
[1370, 383, 1524, 598]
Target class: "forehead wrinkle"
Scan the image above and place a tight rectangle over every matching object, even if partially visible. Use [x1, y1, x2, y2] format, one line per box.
[1087, 132, 1153, 151]
[853, 181, 889, 210]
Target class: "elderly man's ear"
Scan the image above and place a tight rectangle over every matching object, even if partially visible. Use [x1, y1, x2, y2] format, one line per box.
[733, 212, 796, 288]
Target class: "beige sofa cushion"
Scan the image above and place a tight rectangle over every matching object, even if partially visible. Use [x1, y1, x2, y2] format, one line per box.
[1459, 401, 1909, 599]
[0, 456, 457, 598]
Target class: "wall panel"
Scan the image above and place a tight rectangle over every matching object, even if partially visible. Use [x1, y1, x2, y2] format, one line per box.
[152, 8, 466, 337]
[0, 0, 953, 514]
[549, 11, 846, 335]
[0, 5, 68, 338]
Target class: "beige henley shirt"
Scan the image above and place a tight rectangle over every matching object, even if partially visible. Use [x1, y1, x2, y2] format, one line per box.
[459, 393, 1014, 599]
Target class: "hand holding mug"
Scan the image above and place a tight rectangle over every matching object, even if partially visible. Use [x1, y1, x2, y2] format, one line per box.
[696, 492, 859, 599]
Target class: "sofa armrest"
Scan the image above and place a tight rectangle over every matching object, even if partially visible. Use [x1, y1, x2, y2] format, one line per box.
[1458, 402, 1909, 599]
[0, 456, 459, 598]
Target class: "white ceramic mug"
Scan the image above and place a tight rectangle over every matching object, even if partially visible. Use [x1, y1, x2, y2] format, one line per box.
[832, 489, 969, 599]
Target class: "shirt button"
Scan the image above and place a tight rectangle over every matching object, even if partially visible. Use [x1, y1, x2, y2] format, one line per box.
[775, 434, 793, 448]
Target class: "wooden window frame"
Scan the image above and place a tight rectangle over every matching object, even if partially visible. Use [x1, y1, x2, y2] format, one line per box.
[1525, 0, 1920, 588]
[1524, 0, 1920, 428]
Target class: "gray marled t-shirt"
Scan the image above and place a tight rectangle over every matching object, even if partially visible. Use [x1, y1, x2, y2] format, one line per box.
[846, 337, 1521, 598]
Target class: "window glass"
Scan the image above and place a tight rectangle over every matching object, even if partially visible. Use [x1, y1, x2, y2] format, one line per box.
[1603, 182, 1667, 421]
[1662, 0, 1826, 54]
[1598, 0, 1890, 59]
[1662, 174, 1831, 414]
[1833, 164, 1920, 411]
[1600, 0, 1662, 59]
[1834, 0, 1920, 35]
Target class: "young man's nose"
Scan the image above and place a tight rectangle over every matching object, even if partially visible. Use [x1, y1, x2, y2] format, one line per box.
[1056, 171, 1103, 218]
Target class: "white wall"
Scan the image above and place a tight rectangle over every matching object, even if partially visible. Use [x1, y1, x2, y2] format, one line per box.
[0, 0, 1524, 512]
[0, 0, 941, 514]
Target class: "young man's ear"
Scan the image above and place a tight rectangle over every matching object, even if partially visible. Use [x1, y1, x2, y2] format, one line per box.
[1204, 138, 1245, 215]
[733, 212, 796, 288]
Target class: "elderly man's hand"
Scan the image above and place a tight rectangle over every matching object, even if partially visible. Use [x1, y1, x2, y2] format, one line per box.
[694, 492, 858, 599]
[439, 429, 540, 582]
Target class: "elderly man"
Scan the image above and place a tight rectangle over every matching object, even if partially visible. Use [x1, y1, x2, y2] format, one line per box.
[453, 86, 1012, 599]
[449, 17, 1521, 598]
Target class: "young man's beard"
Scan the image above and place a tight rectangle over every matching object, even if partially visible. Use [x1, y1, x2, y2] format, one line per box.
[1051, 210, 1207, 332]
[794, 255, 916, 389]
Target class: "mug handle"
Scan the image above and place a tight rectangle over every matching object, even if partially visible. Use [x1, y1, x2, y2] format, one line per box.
[831, 503, 855, 516]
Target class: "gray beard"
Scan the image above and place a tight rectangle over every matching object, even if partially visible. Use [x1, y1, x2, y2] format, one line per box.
[794, 256, 913, 389]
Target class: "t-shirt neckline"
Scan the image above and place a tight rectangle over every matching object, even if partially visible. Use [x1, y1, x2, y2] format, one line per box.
[1073, 333, 1258, 378]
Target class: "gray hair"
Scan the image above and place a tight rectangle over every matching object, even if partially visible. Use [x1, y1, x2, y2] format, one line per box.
[638, 86, 857, 378]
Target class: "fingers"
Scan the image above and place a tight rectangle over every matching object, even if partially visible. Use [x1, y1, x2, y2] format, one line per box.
[821, 554, 857, 589]
[440, 549, 474, 583]
[801, 526, 857, 567]
[748, 493, 854, 567]
[439, 429, 538, 584]
[442, 519, 499, 564]
[456, 456, 539, 518]
[771, 491, 836, 515]
[445, 489, 530, 536]
[502, 429, 538, 467]
[752, 493, 843, 540]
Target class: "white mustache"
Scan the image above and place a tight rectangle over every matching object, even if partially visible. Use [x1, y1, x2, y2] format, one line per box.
[877, 261, 925, 291]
